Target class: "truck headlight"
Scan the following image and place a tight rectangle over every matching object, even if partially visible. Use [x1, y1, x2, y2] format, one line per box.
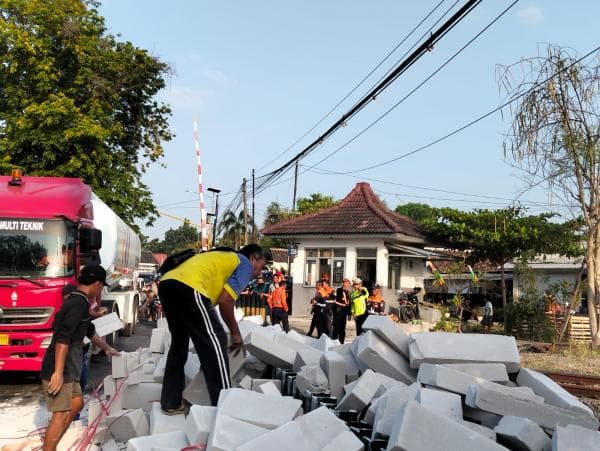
[40, 337, 52, 349]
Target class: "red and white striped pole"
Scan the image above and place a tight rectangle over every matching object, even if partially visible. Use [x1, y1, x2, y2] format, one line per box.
[193, 119, 208, 251]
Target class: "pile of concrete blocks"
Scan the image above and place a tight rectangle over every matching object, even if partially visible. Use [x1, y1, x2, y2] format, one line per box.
[88, 315, 598, 450]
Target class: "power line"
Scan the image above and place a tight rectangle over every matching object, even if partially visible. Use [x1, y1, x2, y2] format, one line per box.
[303, 0, 519, 172]
[248, 0, 518, 199]
[302, 165, 554, 207]
[255, 0, 454, 173]
[251, 0, 484, 196]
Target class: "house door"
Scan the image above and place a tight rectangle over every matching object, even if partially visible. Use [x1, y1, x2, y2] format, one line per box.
[356, 248, 377, 290]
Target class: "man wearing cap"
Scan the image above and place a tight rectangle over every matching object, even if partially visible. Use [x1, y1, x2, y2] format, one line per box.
[41, 264, 113, 451]
[350, 277, 369, 336]
[158, 244, 265, 411]
[367, 284, 386, 315]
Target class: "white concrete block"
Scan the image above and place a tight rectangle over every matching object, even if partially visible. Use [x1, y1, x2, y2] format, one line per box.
[356, 331, 416, 383]
[387, 400, 506, 451]
[143, 363, 156, 374]
[362, 314, 410, 358]
[295, 365, 329, 394]
[218, 388, 303, 430]
[152, 355, 167, 383]
[184, 353, 200, 384]
[92, 312, 124, 338]
[250, 379, 282, 392]
[149, 402, 186, 435]
[246, 331, 297, 368]
[331, 343, 360, 382]
[182, 371, 211, 406]
[293, 347, 324, 371]
[238, 320, 264, 341]
[123, 382, 163, 412]
[103, 375, 116, 398]
[286, 329, 308, 344]
[149, 328, 168, 353]
[409, 332, 521, 373]
[239, 375, 253, 390]
[140, 349, 154, 364]
[466, 382, 599, 430]
[243, 353, 269, 374]
[338, 369, 387, 411]
[416, 387, 462, 421]
[372, 383, 420, 438]
[107, 380, 125, 415]
[418, 363, 498, 395]
[552, 424, 600, 451]
[228, 348, 246, 378]
[258, 382, 281, 396]
[126, 351, 141, 373]
[101, 439, 120, 451]
[185, 405, 217, 445]
[207, 414, 268, 451]
[157, 317, 168, 329]
[127, 431, 189, 451]
[295, 406, 349, 450]
[236, 421, 311, 451]
[127, 369, 157, 385]
[494, 415, 551, 451]
[349, 338, 368, 373]
[311, 334, 340, 353]
[322, 430, 365, 451]
[442, 363, 509, 383]
[111, 353, 128, 379]
[463, 405, 503, 429]
[320, 351, 346, 401]
[107, 408, 149, 442]
[243, 315, 265, 325]
[88, 399, 102, 425]
[517, 368, 594, 417]
[460, 421, 497, 441]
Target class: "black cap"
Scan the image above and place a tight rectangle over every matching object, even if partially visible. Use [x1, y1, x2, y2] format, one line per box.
[373, 283, 381, 289]
[80, 264, 108, 286]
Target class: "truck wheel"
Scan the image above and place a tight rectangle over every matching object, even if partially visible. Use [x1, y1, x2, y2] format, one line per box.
[105, 303, 120, 348]
[123, 297, 138, 337]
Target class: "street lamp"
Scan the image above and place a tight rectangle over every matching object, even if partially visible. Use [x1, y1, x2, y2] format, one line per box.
[207, 187, 221, 247]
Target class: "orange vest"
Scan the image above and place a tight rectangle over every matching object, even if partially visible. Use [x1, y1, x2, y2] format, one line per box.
[269, 286, 288, 311]
[317, 286, 334, 298]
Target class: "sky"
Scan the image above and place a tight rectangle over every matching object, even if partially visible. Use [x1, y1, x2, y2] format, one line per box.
[98, 1, 600, 240]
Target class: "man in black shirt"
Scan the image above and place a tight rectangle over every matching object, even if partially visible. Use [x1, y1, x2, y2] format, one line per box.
[41, 264, 113, 451]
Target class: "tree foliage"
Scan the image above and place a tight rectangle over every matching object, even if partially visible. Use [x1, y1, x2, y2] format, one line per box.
[0, 0, 173, 231]
[263, 201, 292, 227]
[499, 45, 600, 344]
[423, 207, 582, 316]
[395, 202, 439, 224]
[296, 193, 338, 215]
[218, 210, 255, 249]
[145, 221, 199, 255]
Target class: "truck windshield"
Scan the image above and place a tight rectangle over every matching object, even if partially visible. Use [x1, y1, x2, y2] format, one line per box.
[0, 219, 76, 278]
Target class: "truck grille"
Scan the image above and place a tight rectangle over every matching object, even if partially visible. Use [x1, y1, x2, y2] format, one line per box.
[0, 308, 54, 325]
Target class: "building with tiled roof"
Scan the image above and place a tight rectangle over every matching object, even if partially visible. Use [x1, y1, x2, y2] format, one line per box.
[262, 182, 443, 315]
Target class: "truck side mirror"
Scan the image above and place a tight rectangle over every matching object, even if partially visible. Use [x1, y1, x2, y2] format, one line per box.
[80, 228, 102, 252]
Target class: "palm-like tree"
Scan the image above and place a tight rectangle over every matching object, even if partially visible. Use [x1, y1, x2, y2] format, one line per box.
[218, 210, 256, 249]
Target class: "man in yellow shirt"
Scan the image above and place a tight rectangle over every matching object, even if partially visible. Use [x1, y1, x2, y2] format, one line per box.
[158, 244, 265, 410]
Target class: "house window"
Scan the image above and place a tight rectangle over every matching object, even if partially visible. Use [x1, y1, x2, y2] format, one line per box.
[303, 248, 346, 286]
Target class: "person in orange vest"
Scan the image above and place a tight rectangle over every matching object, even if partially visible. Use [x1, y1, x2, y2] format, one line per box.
[367, 283, 386, 315]
[268, 278, 289, 332]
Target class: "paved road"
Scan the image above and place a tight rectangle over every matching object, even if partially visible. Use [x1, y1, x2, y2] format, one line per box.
[0, 321, 155, 447]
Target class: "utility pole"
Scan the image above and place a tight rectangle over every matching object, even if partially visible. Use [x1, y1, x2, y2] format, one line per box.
[292, 160, 299, 212]
[252, 169, 255, 240]
[208, 187, 221, 247]
[242, 178, 248, 246]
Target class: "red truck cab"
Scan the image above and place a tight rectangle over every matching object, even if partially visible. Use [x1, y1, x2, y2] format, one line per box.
[0, 171, 96, 371]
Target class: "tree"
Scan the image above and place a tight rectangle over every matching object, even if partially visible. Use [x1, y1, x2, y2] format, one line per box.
[261, 201, 292, 249]
[499, 45, 600, 344]
[296, 193, 338, 215]
[263, 202, 292, 226]
[423, 207, 582, 327]
[395, 202, 439, 224]
[0, 0, 173, 231]
[219, 211, 255, 249]
[145, 221, 199, 255]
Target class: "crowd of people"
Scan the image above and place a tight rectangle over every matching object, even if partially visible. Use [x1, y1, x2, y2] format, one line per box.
[306, 277, 386, 343]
